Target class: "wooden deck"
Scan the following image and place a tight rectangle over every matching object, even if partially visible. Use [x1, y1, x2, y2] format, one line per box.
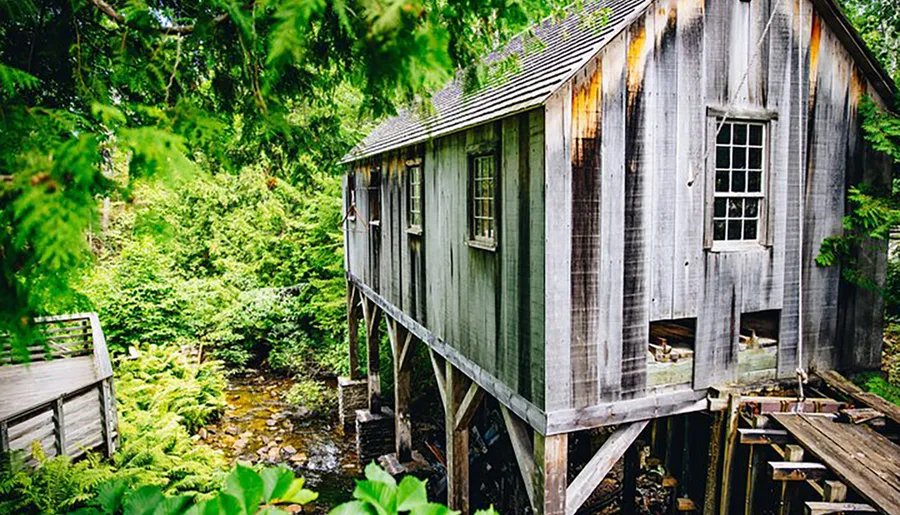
[771, 413, 900, 514]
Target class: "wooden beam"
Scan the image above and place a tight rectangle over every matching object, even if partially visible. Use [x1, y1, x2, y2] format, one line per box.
[546, 389, 708, 433]
[454, 382, 484, 432]
[703, 408, 726, 515]
[347, 282, 362, 380]
[804, 502, 877, 515]
[428, 348, 447, 410]
[769, 462, 828, 481]
[817, 370, 900, 426]
[500, 406, 536, 511]
[622, 440, 639, 514]
[361, 298, 383, 414]
[398, 330, 414, 371]
[565, 420, 648, 515]
[822, 480, 847, 503]
[738, 428, 791, 445]
[100, 378, 115, 457]
[349, 274, 546, 433]
[52, 397, 66, 456]
[445, 362, 471, 513]
[534, 433, 567, 515]
[392, 320, 413, 462]
[0, 420, 8, 453]
[719, 393, 740, 515]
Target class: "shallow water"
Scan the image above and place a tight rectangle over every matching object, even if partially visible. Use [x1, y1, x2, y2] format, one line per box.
[203, 373, 360, 511]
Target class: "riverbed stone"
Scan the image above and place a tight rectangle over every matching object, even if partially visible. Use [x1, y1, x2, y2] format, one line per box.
[355, 407, 395, 464]
[338, 377, 368, 431]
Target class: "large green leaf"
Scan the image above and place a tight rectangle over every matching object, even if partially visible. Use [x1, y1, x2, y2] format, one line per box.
[328, 500, 377, 515]
[363, 462, 396, 489]
[224, 465, 265, 515]
[395, 476, 428, 512]
[353, 480, 397, 515]
[95, 479, 129, 514]
[278, 478, 318, 505]
[409, 503, 458, 515]
[260, 465, 295, 502]
[123, 485, 166, 515]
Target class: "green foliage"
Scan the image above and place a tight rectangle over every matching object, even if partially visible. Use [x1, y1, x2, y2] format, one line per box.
[854, 371, 900, 406]
[283, 378, 337, 414]
[110, 344, 228, 495]
[1, 0, 576, 356]
[817, 98, 900, 295]
[0, 445, 114, 515]
[330, 463, 499, 515]
[69, 464, 316, 515]
[839, 0, 900, 86]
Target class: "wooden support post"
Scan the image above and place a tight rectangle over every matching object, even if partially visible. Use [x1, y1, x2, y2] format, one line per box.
[623, 440, 639, 515]
[445, 362, 472, 514]
[361, 298, 383, 413]
[777, 445, 806, 515]
[566, 421, 648, 515]
[428, 349, 447, 409]
[500, 406, 536, 512]
[703, 410, 725, 515]
[348, 282, 362, 380]
[822, 480, 847, 503]
[388, 319, 415, 462]
[99, 378, 115, 457]
[718, 393, 740, 515]
[0, 420, 8, 454]
[52, 397, 66, 456]
[534, 433, 568, 515]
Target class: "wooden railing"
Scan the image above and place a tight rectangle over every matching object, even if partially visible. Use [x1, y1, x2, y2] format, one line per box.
[0, 313, 118, 460]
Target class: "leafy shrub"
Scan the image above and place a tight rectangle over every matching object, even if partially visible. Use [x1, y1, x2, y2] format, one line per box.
[111, 344, 228, 494]
[855, 371, 900, 406]
[283, 378, 337, 414]
[0, 444, 114, 515]
[116, 344, 227, 432]
[331, 463, 499, 515]
[71, 464, 317, 515]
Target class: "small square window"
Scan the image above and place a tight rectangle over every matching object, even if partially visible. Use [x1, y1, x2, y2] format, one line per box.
[711, 120, 767, 243]
[469, 153, 497, 246]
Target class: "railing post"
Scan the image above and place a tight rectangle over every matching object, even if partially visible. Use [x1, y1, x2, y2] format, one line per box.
[1, 420, 9, 453]
[99, 378, 116, 457]
[52, 397, 66, 457]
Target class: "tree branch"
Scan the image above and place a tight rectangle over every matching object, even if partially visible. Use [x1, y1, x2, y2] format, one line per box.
[89, 0, 228, 35]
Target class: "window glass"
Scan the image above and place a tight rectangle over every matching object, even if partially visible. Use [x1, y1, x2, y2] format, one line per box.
[712, 120, 766, 242]
[470, 155, 496, 244]
[408, 165, 422, 229]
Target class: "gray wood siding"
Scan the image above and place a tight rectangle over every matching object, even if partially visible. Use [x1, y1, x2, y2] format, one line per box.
[556, 0, 890, 411]
[344, 110, 546, 408]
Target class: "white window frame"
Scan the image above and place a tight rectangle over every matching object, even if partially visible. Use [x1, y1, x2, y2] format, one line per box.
[468, 152, 498, 250]
[705, 109, 776, 252]
[407, 163, 423, 234]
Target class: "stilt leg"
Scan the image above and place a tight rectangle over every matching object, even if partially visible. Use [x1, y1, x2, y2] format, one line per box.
[347, 282, 362, 380]
[361, 298, 383, 414]
[534, 433, 567, 515]
[389, 320, 414, 462]
[446, 362, 470, 513]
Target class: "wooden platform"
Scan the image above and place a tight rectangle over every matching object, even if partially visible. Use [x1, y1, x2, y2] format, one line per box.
[771, 413, 900, 514]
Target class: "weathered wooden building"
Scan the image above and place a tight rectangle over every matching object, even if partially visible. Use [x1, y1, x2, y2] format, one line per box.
[340, 0, 896, 513]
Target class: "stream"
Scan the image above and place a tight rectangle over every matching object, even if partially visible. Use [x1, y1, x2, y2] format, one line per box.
[202, 372, 360, 511]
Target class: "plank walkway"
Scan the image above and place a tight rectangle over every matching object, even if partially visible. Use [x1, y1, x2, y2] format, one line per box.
[771, 413, 900, 514]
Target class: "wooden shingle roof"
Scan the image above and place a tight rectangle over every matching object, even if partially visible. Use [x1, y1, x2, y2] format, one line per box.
[341, 0, 652, 163]
[342, 0, 896, 164]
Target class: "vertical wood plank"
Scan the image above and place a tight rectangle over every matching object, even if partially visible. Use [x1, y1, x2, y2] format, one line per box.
[544, 85, 573, 412]
[363, 299, 383, 413]
[393, 322, 413, 462]
[622, 14, 653, 400]
[534, 432, 568, 515]
[673, 0, 706, 318]
[446, 362, 471, 513]
[0, 420, 8, 453]
[100, 379, 115, 457]
[598, 34, 627, 402]
[52, 396, 66, 457]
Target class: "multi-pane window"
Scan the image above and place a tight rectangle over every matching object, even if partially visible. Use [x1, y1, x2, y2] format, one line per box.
[368, 168, 381, 225]
[408, 165, 422, 229]
[470, 154, 496, 244]
[713, 120, 766, 242]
